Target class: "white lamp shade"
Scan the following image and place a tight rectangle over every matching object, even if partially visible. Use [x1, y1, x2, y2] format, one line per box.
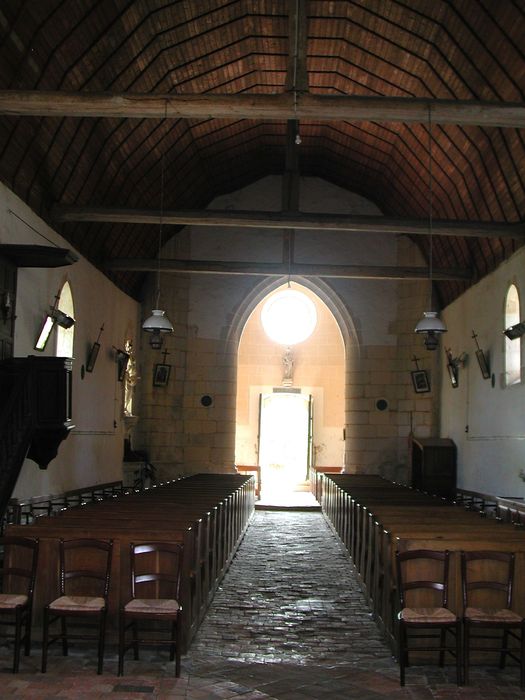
[415, 310, 447, 334]
[142, 309, 174, 334]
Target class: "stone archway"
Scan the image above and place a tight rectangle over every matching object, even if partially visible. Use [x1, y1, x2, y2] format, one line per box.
[232, 277, 359, 486]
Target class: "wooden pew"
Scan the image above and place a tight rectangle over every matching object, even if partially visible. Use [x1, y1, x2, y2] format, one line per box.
[235, 466, 260, 498]
[310, 466, 343, 502]
[320, 473, 525, 654]
[6, 473, 255, 652]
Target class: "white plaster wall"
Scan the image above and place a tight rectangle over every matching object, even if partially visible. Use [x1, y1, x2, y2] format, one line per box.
[0, 183, 141, 497]
[441, 245, 525, 498]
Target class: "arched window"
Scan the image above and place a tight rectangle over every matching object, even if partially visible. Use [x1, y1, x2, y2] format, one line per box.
[56, 281, 75, 358]
[505, 284, 521, 386]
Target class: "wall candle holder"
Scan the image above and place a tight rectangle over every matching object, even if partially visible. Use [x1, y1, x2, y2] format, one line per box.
[445, 347, 467, 388]
[114, 347, 130, 382]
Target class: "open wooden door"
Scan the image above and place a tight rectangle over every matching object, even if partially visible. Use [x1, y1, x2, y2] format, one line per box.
[258, 391, 312, 496]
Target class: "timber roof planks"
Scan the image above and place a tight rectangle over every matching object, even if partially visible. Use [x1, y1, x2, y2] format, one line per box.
[0, 0, 523, 307]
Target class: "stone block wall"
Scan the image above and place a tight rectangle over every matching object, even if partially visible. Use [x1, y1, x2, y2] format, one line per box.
[135, 179, 442, 484]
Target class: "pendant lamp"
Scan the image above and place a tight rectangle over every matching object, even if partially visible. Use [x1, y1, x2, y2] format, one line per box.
[415, 106, 447, 350]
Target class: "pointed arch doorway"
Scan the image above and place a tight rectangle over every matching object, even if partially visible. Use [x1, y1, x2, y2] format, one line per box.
[235, 282, 345, 503]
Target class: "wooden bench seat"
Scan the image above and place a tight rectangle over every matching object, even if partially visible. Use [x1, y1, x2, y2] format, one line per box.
[321, 473, 525, 653]
[6, 473, 255, 652]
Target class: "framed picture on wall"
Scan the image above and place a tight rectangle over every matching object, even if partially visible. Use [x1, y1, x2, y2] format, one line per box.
[411, 369, 430, 393]
[153, 363, 171, 387]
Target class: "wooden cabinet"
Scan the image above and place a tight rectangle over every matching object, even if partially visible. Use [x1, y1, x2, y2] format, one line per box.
[410, 437, 456, 499]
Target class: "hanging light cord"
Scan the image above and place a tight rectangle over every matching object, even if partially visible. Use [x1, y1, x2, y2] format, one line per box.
[156, 153, 165, 308]
[155, 100, 168, 309]
[288, 0, 300, 290]
[292, 0, 299, 117]
[427, 105, 433, 311]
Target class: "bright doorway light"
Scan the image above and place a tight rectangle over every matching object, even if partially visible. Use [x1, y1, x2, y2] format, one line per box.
[261, 289, 317, 345]
[259, 392, 311, 499]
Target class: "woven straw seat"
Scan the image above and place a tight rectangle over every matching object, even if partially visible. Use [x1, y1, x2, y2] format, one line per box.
[399, 606, 457, 624]
[395, 548, 461, 686]
[0, 536, 39, 673]
[461, 551, 524, 688]
[41, 538, 113, 675]
[119, 541, 184, 677]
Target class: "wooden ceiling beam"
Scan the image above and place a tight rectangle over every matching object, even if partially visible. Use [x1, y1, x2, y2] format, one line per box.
[52, 206, 525, 239]
[105, 258, 471, 281]
[0, 91, 524, 127]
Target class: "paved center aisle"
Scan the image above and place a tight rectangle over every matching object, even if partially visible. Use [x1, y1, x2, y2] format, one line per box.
[189, 511, 389, 668]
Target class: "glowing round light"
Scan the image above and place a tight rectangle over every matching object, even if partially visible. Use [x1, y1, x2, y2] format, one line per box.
[261, 290, 317, 345]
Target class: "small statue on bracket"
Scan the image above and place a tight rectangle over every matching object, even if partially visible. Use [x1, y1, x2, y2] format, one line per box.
[124, 340, 140, 417]
[282, 346, 294, 387]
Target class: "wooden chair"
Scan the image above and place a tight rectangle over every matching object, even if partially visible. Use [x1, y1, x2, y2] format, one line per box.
[41, 538, 113, 674]
[395, 549, 461, 686]
[0, 536, 39, 672]
[461, 551, 525, 688]
[118, 541, 184, 677]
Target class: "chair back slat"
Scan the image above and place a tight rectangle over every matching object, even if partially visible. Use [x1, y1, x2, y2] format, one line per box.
[59, 538, 113, 599]
[396, 549, 450, 609]
[130, 541, 184, 601]
[461, 550, 515, 610]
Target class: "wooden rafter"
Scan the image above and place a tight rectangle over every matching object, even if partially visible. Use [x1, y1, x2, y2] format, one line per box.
[105, 258, 470, 281]
[51, 206, 525, 239]
[0, 91, 523, 127]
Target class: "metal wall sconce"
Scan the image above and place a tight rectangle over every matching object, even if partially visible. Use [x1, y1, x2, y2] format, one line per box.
[34, 293, 76, 351]
[34, 314, 55, 350]
[445, 348, 467, 388]
[503, 321, 525, 340]
[115, 348, 130, 382]
[53, 309, 75, 329]
[1, 291, 13, 322]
